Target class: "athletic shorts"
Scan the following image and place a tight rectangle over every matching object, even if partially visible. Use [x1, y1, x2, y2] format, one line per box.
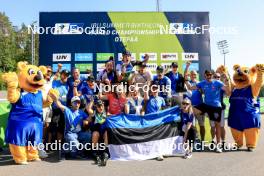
[194, 103, 222, 122]
[210, 110, 225, 127]
[49, 108, 65, 134]
[91, 123, 106, 135]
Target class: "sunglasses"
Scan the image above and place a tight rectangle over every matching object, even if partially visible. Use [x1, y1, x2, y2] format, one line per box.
[206, 74, 212, 77]
[182, 102, 190, 105]
[214, 76, 220, 79]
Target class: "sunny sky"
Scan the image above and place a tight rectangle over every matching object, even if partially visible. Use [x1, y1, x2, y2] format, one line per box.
[1, 0, 263, 72]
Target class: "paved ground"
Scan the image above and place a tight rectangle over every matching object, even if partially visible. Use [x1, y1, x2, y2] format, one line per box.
[1, 117, 264, 176]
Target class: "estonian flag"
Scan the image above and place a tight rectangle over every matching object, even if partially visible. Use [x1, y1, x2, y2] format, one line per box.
[105, 106, 184, 161]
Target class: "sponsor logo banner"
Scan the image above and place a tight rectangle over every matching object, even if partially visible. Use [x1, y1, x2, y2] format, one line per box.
[140, 53, 157, 61]
[97, 63, 106, 72]
[182, 62, 199, 71]
[54, 23, 84, 34]
[53, 53, 71, 62]
[52, 64, 71, 72]
[146, 63, 157, 72]
[97, 53, 114, 61]
[75, 53, 93, 61]
[182, 53, 199, 61]
[161, 53, 178, 61]
[75, 63, 93, 72]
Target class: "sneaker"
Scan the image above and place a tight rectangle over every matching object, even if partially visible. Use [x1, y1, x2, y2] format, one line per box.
[156, 155, 164, 161]
[101, 152, 109, 166]
[183, 152, 192, 159]
[38, 149, 48, 158]
[247, 147, 255, 152]
[17, 161, 29, 165]
[96, 156, 102, 165]
[216, 146, 223, 153]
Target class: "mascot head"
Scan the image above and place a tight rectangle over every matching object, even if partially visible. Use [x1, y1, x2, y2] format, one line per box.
[17, 61, 47, 92]
[232, 64, 257, 89]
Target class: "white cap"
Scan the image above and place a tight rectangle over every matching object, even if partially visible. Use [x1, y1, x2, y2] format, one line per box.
[71, 96, 81, 103]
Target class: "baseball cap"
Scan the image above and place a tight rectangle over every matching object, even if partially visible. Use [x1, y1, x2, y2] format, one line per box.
[122, 50, 131, 56]
[138, 62, 147, 67]
[156, 66, 164, 72]
[61, 69, 70, 77]
[171, 62, 178, 67]
[87, 76, 95, 82]
[95, 99, 104, 106]
[71, 96, 81, 103]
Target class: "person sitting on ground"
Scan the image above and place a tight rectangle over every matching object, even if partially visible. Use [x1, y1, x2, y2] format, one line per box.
[180, 97, 196, 159]
[50, 95, 91, 159]
[84, 98, 109, 166]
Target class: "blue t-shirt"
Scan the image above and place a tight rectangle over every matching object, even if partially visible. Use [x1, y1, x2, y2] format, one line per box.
[228, 86, 261, 131]
[5, 90, 43, 146]
[189, 80, 203, 106]
[145, 96, 166, 114]
[181, 111, 194, 125]
[66, 76, 85, 102]
[79, 82, 95, 104]
[197, 80, 224, 107]
[64, 107, 88, 133]
[153, 75, 171, 99]
[52, 80, 68, 106]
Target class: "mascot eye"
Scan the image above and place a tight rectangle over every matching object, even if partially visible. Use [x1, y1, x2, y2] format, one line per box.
[37, 70, 44, 79]
[244, 70, 249, 74]
[28, 69, 35, 75]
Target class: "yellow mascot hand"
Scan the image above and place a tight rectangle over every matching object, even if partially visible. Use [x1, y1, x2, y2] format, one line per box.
[256, 64, 264, 73]
[2, 72, 19, 88]
[48, 88, 60, 102]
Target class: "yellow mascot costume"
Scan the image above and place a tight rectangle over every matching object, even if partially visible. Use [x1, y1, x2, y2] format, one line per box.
[2, 61, 59, 164]
[228, 64, 264, 151]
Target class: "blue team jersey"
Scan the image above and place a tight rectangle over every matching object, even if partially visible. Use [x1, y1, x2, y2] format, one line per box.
[197, 80, 224, 107]
[64, 107, 88, 133]
[153, 75, 171, 99]
[52, 80, 68, 106]
[145, 96, 166, 114]
[181, 111, 194, 125]
[79, 82, 94, 104]
[5, 90, 43, 146]
[228, 86, 261, 131]
[189, 80, 203, 106]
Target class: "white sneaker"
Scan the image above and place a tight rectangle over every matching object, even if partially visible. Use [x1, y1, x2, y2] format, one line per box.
[216, 147, 223, 153]
[156, 155, 164, 161]
[38, 149, 48, 158]
[183, 152, 192, 159]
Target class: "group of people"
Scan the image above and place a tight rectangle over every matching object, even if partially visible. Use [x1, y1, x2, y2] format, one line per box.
[38, 50, 237, 164]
